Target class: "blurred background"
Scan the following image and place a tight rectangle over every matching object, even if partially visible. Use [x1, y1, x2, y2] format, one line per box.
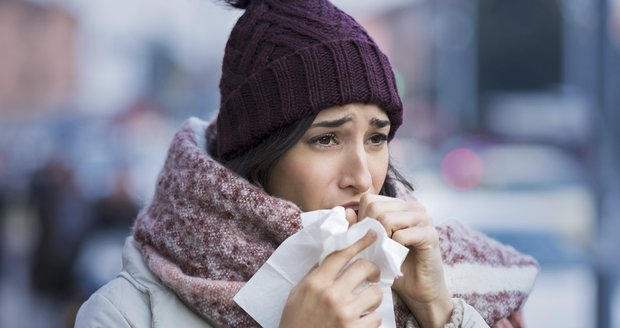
[0, 0, 618, 327]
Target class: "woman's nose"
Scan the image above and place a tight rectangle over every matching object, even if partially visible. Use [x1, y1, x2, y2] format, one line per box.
[339, 146, 372, 193]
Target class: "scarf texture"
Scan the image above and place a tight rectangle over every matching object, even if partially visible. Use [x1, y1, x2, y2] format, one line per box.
[133, 118, 538, 327]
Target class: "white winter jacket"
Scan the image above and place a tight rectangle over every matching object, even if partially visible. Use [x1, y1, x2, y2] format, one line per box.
[75, 237, 217, 327]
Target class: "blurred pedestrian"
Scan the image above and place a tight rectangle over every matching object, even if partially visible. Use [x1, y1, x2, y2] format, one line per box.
[91, 168, 139, 232]
[67, 168, 140, 326]
[0, 155, 7, 272]
[29, 158, 91, 299]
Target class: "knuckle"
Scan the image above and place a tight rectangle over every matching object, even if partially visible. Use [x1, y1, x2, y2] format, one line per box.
[320, 287, 341, 307]
[366, 201, 378, 216]
[353, 258, 377, 273]
[371, 201, 382, 214]
[369, 261, 381, 276]
[302, 278, 323, 295]
[424, 228, 440, 247]
[375, 212, 387, 223]
[391, 229, 404, 240]
[335, 310, 353, 326]
[360, 193, 372, 203]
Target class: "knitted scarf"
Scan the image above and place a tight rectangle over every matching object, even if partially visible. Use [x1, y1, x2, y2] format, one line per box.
[133, 118, 538, 327]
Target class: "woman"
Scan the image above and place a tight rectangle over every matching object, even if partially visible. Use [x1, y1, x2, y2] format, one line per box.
[76, 0, 537, 327]
[249, 103, 461, 327]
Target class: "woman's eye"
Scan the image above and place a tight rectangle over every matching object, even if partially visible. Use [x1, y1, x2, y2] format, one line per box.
[309, 133, 337, 147]
[317, 136, 332, 145]
[316, 134, 335, 145]
[368, 133, 388, 145]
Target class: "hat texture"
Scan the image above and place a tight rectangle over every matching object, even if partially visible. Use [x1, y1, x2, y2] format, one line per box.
[216, 0, 403, 161]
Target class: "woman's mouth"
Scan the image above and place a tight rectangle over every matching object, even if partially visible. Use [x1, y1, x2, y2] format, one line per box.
[340, 202, 359, 215]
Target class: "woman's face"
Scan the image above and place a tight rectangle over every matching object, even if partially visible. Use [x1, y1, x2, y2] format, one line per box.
[268, 103, 390, 214]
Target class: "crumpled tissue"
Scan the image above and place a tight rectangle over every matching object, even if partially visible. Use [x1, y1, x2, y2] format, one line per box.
[233, 206, 409, 328]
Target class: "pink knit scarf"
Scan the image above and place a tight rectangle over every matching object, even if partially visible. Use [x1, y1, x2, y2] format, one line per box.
[133, 118, 538, 327]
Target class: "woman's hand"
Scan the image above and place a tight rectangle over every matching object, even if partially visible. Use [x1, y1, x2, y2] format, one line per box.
[357, 194, 453, 328]
[492, 310, 525, 328]
[279, 230, 384, 328]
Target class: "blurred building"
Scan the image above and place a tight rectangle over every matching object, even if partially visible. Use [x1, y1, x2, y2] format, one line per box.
[0, 0, 76, 117]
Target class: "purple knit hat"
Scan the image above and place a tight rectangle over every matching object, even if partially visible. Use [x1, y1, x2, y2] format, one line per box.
[216, 0, 403, 161]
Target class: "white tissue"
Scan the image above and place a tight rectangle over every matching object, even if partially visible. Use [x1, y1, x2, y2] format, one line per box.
[233, 206, 409, 328]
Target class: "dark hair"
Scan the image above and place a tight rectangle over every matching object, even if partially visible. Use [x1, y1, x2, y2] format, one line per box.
[219, 115, 414, 197]
[221, 0, 252, 9]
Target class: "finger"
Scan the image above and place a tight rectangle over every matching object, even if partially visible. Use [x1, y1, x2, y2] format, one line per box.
[358, 197, 432, 240]
[358, 194, 401, 220]
[491, 319, 504, 328]
[508, 310, 525, 328]
[335, 259, 380, 291]
[348, 283, 382, 316]
[374, 210, 429, 238]
[391, 225, 438, 250]
[318, 230, 377, 279]
[345, 207, 358, 226]
[492, 318, 512, 328]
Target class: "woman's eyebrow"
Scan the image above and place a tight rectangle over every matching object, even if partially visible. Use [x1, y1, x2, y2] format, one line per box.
[310, 116, 353, 128]
[370, 118, 390, 128]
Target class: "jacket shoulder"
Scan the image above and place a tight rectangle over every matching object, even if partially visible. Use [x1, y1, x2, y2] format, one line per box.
[76, 237, 217, 328]
[75, 275, 151, 327]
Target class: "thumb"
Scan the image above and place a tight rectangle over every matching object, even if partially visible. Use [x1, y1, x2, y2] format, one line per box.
[345, 208, 358, 226]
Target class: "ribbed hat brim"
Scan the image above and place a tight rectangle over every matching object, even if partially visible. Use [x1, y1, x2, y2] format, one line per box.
[217, 39, 402, 161]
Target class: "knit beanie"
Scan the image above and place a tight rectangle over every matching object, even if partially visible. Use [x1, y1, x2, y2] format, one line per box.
[216, 0, 403, 161]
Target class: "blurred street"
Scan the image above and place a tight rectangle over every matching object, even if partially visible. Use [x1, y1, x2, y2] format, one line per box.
[1, 0, 619, 327]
